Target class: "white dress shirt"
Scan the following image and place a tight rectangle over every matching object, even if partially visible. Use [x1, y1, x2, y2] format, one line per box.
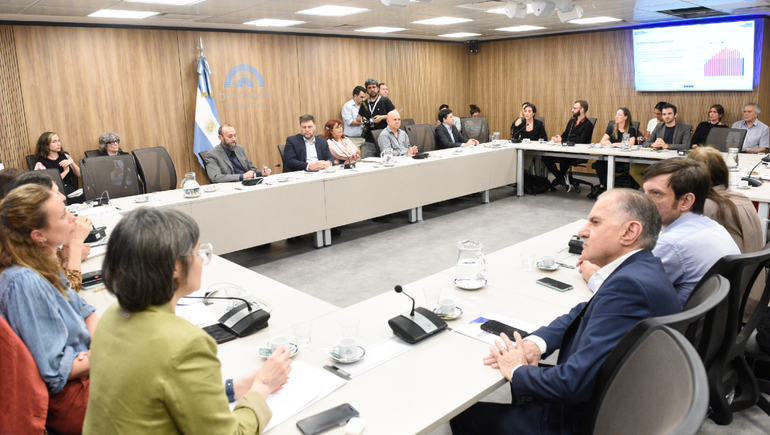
[342, 99, 363, 137]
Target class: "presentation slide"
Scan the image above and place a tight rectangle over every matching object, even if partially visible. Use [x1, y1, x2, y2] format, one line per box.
[633, 20, 755, 92]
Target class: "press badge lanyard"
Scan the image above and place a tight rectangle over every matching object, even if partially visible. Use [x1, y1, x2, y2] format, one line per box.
[367, 96, 381, 117]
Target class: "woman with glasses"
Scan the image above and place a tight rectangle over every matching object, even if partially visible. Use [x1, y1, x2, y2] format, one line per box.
[323, 119, 361, 164]
[97, 132, 128, 156]
[0, 184, 99, 434]
[84, 207, 291, 434]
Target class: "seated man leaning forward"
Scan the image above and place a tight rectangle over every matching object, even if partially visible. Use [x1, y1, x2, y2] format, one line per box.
[378, 110, 418, 156]
[284, 115, 334, 172]
[450, 189, 680, 435]
[435, 108, 479, 149]
[204, 124, 270, 183]
[581, 158, 739, 308]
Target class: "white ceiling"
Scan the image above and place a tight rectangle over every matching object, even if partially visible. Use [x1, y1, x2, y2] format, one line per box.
[0, 0, 768, 41]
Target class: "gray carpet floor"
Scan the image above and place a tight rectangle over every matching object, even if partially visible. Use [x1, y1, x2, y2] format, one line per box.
[223, 181, 770, 435]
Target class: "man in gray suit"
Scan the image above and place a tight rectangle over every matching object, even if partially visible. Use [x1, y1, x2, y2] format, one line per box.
[644, 103, 692, 150]
[204, 124, 270, 183]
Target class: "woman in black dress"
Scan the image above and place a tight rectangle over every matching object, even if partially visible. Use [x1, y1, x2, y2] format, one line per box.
[690, 104, 727, 147]
[33, 132, 81, 198]
[511, 103, 547, 142]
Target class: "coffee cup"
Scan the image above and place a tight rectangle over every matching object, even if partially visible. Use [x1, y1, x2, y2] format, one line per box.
[541, 255, 555, 268]
[440, 298, 456, 315]
[268, 335, 290, 352]
[333, 338, 358, 359]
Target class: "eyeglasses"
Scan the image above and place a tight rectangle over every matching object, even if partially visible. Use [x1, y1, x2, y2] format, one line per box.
[106, 139, 120, 145]
[193, 242, 213, 265]
[333, 125, 343, 130]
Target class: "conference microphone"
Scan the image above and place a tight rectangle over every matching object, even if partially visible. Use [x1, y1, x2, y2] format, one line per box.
[81, 158, 111, 206]
[394, 285, 415, 316]
[565, 116, 576, 147]
[510, 118, 527, 143]
[331, 139, 356, 169]
[182, 295, 270, 337]
[387, 284, 447, 344]
[742, 154, 770, 187]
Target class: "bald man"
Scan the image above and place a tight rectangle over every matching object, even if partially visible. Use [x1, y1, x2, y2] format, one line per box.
[378, 110, 418, 156]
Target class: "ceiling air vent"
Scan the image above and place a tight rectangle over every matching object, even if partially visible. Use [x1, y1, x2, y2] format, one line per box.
[657, 7, 727, 19]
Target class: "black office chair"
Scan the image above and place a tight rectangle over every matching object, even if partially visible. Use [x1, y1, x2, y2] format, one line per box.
[461, 117, 490, 144]
[25, 155, 36, 170]
[585, 320, 709, 435]
[401, 118, 415, 129]
[534, 116, 545, 129]
[79, 155, 142, 201]
[198, 150, 209, 172]
[694, 244, 770, 424]
[362, 129, 384, 158]
[405, 124, 436, 153]
[132, 147, 176, 193]
[704, 128, 747, 152]
[84, 150, 102, 158]
[37, 168, 68, 203]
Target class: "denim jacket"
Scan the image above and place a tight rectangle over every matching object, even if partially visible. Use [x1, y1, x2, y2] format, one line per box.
[0, 265, 95, 394]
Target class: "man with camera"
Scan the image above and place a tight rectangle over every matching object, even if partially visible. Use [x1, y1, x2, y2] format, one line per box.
[358, 78, 395, 144]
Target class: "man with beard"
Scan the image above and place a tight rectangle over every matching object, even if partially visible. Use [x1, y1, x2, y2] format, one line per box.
[542, 100, 595, 191]
[283, 115, 334, 172]
[204, 124, 271, 183]
[358, 78, 396, 143]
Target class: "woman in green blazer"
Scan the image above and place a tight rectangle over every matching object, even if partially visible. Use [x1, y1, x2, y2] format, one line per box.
[84, 208, 291, 434]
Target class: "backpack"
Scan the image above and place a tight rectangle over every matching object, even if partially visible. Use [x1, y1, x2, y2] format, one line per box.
[523, 174, 551, 196]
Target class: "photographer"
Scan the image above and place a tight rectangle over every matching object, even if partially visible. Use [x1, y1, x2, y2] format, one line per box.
[358, 78, 395, 143]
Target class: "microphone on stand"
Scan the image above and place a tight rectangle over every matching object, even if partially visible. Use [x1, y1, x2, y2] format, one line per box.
[742, 154, 770, 187]
[387, 284, 447, 344]
[332, 139, 356, 169]
[182, 295, 270, 337]
[565, 117, 576, 147]
[510, 119, 527, 144]
[394, 285, 415, 316]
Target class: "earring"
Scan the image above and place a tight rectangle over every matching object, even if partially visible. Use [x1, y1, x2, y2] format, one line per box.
[42, 237, 47, 242]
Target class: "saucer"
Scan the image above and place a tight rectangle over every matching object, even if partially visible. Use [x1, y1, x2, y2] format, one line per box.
[204, 185, 217, 192]
[383, 163, 396, 167]
[328, 346, 365, 363]
[134, 195, 150, 203]
[277, 177, 289, 183]
[537, 262, 560, 271]
[258, 343, 299, 359]
[454, 278, 487, 290]
[433, 306, 463, 320]
[738, 185, 751, 190]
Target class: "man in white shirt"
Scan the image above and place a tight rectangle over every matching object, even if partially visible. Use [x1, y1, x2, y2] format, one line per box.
[732, 102, 769, 154]
[341, 86, 367, 145]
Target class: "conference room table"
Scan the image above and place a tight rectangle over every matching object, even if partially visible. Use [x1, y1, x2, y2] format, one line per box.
[105, 143, 517, 254]
[513, 141, 681, 196]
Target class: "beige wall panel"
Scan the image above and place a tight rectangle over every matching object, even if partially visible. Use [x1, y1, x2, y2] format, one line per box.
[177, 31, 300, 179]
[14, 26, 188, 181]
[386, 40, 471, 126]
[0, 26, 29, 169]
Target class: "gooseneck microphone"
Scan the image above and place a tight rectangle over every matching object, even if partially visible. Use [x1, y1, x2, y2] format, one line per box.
[510, 118, 526, 143]
[181, 295, 253, 312]
[394, 285, 415, 316]
[565, 117, 576, 147]
[742, 155, 770, 187]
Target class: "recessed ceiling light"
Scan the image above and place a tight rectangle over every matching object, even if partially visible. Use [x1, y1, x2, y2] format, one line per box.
[355, 27, 407, 33]
[244, 19, 305, 27]
[495, 25, 546, 32]
[412, 17, 473, 25]
[88, 10, 159, 19]
[122, 0, 203, 5]
[569, 16, 621, 24]
[439, 32, 481, 38]
[487, 5, 533, 14]
[296, 5, 370, 17]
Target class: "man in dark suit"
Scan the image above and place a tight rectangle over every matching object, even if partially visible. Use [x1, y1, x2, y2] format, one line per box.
[450, 189, 680, 435]
[203, 124, 270, 183]
[283, 115, 334, 172]
[435, 108, 479, 149]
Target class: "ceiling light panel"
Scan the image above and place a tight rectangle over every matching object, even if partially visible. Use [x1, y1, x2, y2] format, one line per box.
[295, 5, 370, 17]
[569, 16, 622, 24]
[88, 10, 159, 19]
[122, 0, 202, 5]
[244, 18, 306, 27]
[412, 17, 473, 25]
[439, 32, 481, 37]
[495, 25, 547, 32]
[355, 26, 407, 33]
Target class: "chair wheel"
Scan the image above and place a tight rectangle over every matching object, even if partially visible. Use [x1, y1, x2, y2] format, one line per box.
[575, 188, 581, 194]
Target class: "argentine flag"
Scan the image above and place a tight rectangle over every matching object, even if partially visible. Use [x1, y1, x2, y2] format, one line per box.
[193, 54, 220, 168]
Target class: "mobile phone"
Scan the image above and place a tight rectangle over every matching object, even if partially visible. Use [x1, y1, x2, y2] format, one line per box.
[480, 320, 529, 339]
[536, 277, 574, 292]
[297, 403, 359, 435]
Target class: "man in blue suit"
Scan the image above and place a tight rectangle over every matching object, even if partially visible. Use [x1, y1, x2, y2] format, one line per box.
[451, 188, 680, 435]
[435, 108, 479, 149]
[283, 115, 334, 172]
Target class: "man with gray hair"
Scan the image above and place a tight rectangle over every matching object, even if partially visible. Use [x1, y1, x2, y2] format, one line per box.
[732, 102, 769, 154]
[358, 78, 395, 143]
[379, 110, 418, 156]
[451, 188, 679, 435]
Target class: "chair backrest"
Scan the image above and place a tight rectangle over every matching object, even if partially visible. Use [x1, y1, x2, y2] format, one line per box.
[132, 147, 176, 193]
[198, 150, 209, 172]
[405, 124, 436, 153]
[371, 129, 385, 144]
[276, 144, 286, 169]
[401, 118, 415, 128]
[695, 243, 770, 424]
[79, 155, 142, 201]
[37, 168, 67, 200]
[362, 131, 383, 159]
[534, 116, 545, 129]
[704, 127, 747, 152]
[84, 149, 102, 158]
[461, 117, 490, 144]
[587, 117, 598, 126]
[655, 275, 730, 369]
[586, 320, 708, 435]
[25, 155, 36, 170]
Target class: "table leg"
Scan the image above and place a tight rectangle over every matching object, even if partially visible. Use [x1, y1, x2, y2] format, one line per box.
[409, 207, 420, 223]
[481, 190, 490, 203]
[517, 149, 524, 197]
[324, 228, 332, 246]
[606, 156, 615, 190]
[314, 231, 325, 248]
[759, 202, 769, 242]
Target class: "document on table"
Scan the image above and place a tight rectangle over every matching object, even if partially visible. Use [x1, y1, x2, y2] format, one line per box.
[454, 312, 538, 346]
[227, 361, 347, 432]
[174, 303, 217, 326]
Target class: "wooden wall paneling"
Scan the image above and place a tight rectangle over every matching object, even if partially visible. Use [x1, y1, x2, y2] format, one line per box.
[387, 41, 470, 126]
[295, 36, 386, 136]
[178, 31, 300, 178]
[0, 26, 30, 169]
